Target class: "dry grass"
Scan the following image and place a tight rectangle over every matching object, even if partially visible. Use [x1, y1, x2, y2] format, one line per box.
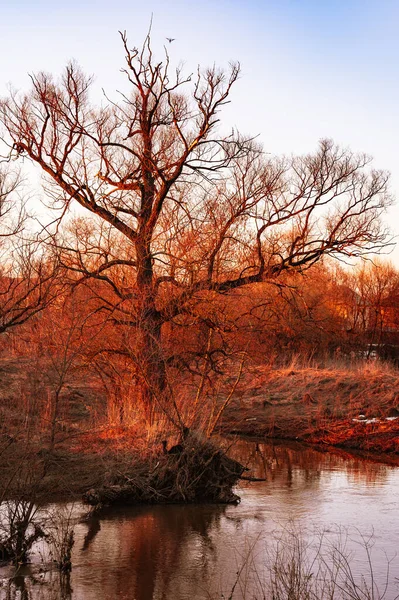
[218, 357, 399, 454]
[1, 352, 399, 501]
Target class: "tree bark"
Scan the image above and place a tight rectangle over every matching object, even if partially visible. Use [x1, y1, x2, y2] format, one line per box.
[135, 226, 166, 423]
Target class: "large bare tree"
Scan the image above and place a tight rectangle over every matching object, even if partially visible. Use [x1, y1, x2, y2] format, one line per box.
[0, 32, 392, 421]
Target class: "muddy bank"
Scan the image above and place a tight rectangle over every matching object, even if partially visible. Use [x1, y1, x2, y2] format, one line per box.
[0, 429, 246, 505]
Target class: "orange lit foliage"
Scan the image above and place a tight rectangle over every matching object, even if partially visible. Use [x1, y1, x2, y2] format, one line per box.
[2, 253, 399, 432]
[0, 33, 394, 423]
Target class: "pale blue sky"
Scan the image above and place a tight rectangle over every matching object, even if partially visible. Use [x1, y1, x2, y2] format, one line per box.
[1, 0, 399, 259]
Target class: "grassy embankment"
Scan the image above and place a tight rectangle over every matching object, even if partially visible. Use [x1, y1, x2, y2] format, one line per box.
[1, 355, 399, 501]
[219, 357, 399, 456]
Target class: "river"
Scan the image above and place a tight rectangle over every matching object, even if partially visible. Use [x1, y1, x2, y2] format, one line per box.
[1, 439, 399, 599]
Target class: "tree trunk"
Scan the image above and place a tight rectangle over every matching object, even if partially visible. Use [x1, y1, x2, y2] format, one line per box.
[135, 231, 166, 424]
[136, 306, 166, 424]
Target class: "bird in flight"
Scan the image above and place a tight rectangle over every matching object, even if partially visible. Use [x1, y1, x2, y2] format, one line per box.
[166, 37, 175, 43]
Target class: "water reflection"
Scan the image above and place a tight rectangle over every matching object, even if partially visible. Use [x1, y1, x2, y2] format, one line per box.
[0, 571, 72, 600]
[229, 438, 392, 488]
[1, 440, 398, 600]
[72, 502, 226, 600]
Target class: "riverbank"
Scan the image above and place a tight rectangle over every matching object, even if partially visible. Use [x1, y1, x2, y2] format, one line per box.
[0, 424, 246, 503]
[1, 357, 399, 500]
[219, 360, 399, 454]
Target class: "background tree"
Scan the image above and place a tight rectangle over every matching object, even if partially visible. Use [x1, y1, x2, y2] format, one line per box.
[334, 261, 399, 358]
[0, 165, 58, 336]
[0, 32, 393, 422]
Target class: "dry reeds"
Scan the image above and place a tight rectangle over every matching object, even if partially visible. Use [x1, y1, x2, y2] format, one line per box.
[218, 524, 399, 600]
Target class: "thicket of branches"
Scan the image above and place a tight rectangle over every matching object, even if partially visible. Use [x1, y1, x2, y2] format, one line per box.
[0, 31, 396, 428]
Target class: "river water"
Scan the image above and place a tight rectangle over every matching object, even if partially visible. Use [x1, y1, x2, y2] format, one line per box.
[1, 439, 399, 599]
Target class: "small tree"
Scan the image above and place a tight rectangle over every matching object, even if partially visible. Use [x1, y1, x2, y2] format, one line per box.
[0, 31, 392, 422]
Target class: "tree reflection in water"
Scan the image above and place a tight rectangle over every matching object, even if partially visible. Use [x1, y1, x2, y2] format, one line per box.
[0, 439, 397, 600]
[229, 438, 391, 488]
[1, 571, 72, 600]
[79, 503, 226, 600]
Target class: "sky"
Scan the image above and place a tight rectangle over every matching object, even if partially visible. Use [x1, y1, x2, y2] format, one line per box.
[1, 0, 399, 261]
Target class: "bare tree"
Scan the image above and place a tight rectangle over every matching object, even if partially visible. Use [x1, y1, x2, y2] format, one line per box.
[0, 165, 59, 335]
[0, 31, 393, 421]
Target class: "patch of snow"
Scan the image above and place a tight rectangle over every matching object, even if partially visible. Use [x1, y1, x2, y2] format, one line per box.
[352, 416, 398, 424]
